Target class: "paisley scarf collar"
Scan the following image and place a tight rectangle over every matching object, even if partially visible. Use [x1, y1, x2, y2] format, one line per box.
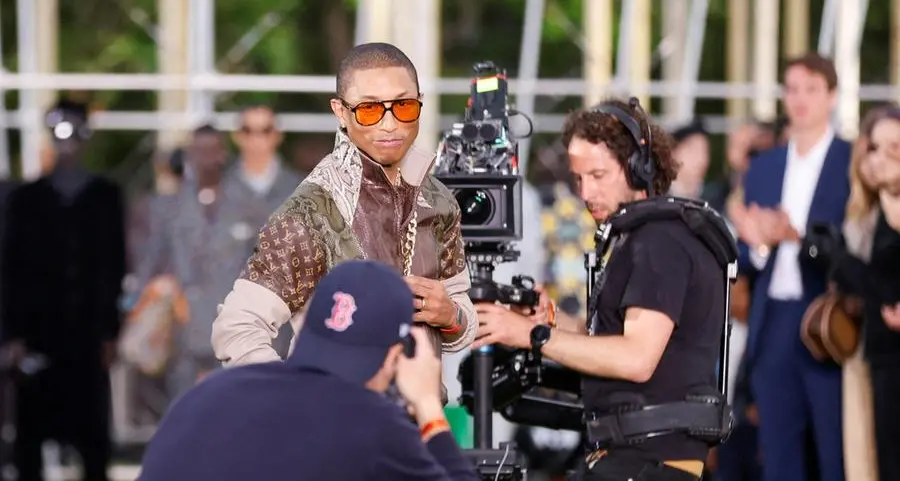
[302, 129, 435, 225]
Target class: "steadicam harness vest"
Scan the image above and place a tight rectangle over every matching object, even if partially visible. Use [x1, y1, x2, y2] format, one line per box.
[584, 195, 739, 449]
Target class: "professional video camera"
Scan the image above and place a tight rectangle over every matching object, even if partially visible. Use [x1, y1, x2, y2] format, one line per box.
[434, 61, 543, 479]
[433, 61, 537, 309]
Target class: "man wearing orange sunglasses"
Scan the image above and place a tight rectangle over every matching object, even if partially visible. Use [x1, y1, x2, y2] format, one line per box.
[210, 43, 477, 402]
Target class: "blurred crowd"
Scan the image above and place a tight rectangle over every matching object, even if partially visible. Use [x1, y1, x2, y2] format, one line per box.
[0, 51, 898, 481]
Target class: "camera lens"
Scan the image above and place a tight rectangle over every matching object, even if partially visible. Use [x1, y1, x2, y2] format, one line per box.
[461, 123, 479, 141]
[455, 189, 493, 226]
[479, 123, 498, 142]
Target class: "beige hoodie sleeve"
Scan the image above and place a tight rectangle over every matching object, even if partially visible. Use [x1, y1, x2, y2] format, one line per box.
[211, 214, 326, 367]
[436, 203, 478, 353]
[441, 268, 478, 352]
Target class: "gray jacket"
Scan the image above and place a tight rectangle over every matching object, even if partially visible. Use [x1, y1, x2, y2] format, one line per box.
[137, 161, 302, 359]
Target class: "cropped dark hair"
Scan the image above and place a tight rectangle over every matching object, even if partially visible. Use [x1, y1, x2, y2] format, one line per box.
[561, 98, 679, 196]
[47, 98, 89, 123]
[784, 53, 839, 91]
[671, 118, 709, 145]
[193, 123, 220, 137]
[336, 42, 419, 97]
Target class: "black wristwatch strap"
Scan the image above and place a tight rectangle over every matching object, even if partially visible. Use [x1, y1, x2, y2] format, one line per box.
[530, 324, 551, 357]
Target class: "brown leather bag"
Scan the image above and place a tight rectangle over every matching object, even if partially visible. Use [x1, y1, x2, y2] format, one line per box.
[800, 286, 864, 364]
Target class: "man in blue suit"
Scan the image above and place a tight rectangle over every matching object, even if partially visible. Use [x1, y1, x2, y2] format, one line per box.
[737, 53, 850, 481]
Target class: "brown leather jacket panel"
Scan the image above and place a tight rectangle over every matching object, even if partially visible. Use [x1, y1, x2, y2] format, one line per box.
[214, 130, 476, 367]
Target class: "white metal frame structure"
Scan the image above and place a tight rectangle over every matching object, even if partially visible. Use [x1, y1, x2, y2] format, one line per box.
[2, 0, 891, 180]
[1, 0, 891, 179]
[0, 0, 890, 451]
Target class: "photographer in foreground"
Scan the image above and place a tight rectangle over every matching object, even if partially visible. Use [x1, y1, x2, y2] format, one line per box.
[474, 98, 730, 481]
[140, 260, 478, 481]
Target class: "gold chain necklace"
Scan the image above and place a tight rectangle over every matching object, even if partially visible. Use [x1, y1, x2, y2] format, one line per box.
[400, 210, 418, 276]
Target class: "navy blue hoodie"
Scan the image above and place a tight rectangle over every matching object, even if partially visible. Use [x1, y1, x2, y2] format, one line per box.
[139, 363, 479, 481]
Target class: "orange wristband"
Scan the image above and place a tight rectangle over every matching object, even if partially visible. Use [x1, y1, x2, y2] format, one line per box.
[547, 300, 558, 328]
[440, 307, 463, 334]
[420, 418, 450, 439]
[440, 324, 462, 334]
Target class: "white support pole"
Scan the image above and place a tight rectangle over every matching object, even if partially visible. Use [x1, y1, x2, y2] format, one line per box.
[514, 0, 546, 176]
[354, 0, 373, 45]
[752, 0, 780, 122]
[187, 0, 216, 128]
[357, 0, 394, 44]
[392, 0, 440, 152]
[187, 0, 200, 127]
[661, 0, 689, 117]
[157, 0, 189, 157]
[675, 0, 710, 124]
[201, 0, 216, 117]
[783, 0, 810, 58]
[629, 0, 652, 107]
[19, 0, 57, 181]
[613, 0, 637, 96]
[16, 0, 43, 180]
[818, 0, 839, 57]
[583, 0, 613, 107]
[726, 0, 750, 119]
[835, 0, 870, 139]
[0, 7, 9, 179]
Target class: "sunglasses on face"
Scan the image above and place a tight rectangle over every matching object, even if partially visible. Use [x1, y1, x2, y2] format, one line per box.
[239, 125, 275, 136]
[340, 98, 422, 127]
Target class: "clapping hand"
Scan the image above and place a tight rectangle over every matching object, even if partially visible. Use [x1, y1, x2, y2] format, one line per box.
[749, 204, 799, 245]
[882, 303, 900, 331]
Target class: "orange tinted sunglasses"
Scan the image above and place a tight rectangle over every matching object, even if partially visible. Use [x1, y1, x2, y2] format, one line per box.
[340, 98, 422, 127]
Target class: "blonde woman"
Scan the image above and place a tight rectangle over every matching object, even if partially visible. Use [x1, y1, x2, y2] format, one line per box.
[827, 106, 900, 481]
[834, 106, 886, 481]
[860, 110, 900, 481]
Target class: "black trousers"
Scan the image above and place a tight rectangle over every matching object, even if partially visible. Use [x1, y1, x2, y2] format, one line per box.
[871, 364, 900, 481]
[12, 367, 111, 481]
[573, 453, 700, 481]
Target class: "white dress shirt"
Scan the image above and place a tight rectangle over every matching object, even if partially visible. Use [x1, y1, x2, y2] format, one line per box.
[240, 157, 281, 196]
[750, 128, 834, 300]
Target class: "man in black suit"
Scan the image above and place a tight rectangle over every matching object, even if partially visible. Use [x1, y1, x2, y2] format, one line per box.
[1, 99, 126, 481]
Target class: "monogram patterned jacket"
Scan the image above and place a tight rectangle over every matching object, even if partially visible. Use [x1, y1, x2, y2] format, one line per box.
[211, 131, 477, 366]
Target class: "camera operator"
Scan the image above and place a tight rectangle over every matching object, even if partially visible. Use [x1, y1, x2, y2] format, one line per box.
[140, 261, 479, 481]
[474, 98, 727, 481]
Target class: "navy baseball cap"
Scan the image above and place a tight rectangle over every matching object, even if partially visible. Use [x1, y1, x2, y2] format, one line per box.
[287, 260, 415, 384]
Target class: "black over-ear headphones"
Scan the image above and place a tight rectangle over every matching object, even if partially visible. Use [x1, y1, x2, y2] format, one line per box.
[591, 97, 656, 195]
[45, 108, 92, 142]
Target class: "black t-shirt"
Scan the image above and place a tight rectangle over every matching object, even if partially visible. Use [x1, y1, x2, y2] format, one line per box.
[582, 219, 725, 462]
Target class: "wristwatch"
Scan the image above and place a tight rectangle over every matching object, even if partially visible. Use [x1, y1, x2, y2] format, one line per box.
[530, 324, 552, 357]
